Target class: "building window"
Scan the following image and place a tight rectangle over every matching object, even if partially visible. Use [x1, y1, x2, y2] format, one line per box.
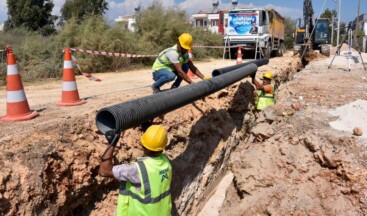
[196, 20, 203, 27]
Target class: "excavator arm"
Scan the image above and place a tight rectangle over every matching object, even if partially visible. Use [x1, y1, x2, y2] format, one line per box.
[303, 0, 314, 43]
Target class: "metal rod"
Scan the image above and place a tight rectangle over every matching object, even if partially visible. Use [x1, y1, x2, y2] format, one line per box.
[337, 0, 341, 51]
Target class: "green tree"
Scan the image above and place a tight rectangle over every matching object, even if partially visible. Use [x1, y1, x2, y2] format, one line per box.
[5, 0, 57, 35]
[135, 1, 223, 58]
[61, 0, 108, 22]
[320, 8, 337, 19]
[283, 17, 296, 49]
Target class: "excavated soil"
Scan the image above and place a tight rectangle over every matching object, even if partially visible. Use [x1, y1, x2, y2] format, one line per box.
[1, 50, 367, 216]
[220, 50, 367, 216]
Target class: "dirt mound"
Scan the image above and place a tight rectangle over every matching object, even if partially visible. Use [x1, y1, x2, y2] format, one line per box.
[219, 54, 367, 215]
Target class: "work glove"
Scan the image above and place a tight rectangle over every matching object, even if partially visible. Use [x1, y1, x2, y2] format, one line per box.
[105, 129, 121, 147]
[204, 75, 211, 80]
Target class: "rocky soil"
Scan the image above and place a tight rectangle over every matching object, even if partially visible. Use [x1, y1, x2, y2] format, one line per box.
[1, 49, 367, 216]
[220, 50, 367, 216]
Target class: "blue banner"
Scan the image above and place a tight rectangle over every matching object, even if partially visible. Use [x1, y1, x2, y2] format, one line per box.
[227, 14, 258, 35]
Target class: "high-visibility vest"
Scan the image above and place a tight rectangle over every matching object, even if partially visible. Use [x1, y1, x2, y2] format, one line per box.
[152, 45, 189, 72]
[256, 85, 275, 110]
[116, 154, 172, 216]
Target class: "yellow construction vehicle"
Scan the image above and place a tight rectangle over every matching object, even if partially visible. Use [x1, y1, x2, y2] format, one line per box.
[293, 0, 331, 57]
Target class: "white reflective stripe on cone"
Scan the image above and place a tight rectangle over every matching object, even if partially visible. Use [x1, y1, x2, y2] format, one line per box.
[7, 65, 19, 75]
[63, 61, 73, 69]
[62, 81, 77, 91]
[7, 90, 26, 103]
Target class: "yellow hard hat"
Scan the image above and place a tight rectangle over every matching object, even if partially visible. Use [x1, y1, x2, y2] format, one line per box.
[263, 71, 273, 80]
[141, 125, 168, 151]
[178, 33, 193, 50]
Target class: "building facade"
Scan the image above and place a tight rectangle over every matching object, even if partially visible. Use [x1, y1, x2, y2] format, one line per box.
[191, 10, 228, 35]
[114, 15, 136, 32]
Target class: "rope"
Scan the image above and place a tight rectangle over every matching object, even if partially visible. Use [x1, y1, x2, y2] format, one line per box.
[71, 55, 102, 82]
[71, 48, 157, 58]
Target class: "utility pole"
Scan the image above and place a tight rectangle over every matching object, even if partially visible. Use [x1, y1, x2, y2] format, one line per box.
[331, 15, 334, 45]
[337, 0, 341, 50]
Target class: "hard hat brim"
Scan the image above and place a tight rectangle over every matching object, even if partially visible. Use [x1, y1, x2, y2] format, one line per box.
[179, 42, 191, 50]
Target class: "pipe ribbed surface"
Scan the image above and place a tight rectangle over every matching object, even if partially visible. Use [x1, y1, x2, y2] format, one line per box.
[212, 59, 269, 77]
[96, 63, 258, 134]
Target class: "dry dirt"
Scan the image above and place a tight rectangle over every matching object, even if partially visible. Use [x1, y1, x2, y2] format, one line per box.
[0, 49, 367, 216]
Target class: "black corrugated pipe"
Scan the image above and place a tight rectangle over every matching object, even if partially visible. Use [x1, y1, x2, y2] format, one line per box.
[96, 63, 258, 134]
[212, 59, 269, 77]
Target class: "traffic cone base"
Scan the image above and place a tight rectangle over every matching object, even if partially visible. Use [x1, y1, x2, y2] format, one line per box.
[56, 99, 86, 106]
[0, 110, 39, 122]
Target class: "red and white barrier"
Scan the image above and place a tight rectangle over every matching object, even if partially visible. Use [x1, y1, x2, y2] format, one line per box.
[71, 55, 101, 82]
[71, 48, 157, 58]
[193, 44, 246, 49]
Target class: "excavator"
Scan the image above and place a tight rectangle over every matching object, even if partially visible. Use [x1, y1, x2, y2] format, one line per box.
[293, 0, 331, 57]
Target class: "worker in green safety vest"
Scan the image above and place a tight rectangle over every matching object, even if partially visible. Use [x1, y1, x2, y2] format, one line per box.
[99, 125, 172, 216]
[252, 71, 275, 110]
[150, 33, 210, 94]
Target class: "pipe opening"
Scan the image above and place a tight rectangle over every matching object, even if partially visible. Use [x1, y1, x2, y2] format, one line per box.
[96, 110, 116, 134]
[212, 70, 221, 77]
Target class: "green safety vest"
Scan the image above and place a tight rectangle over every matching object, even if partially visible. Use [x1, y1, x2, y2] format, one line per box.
[256, 85, 275, 110]
[116, 154, 172, 216]
[152, 45, 189, 72]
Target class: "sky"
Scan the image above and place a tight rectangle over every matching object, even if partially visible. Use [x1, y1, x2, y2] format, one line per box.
[0, 0, 366, 24]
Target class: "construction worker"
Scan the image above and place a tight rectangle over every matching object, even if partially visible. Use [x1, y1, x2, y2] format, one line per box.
[252, 71, 275, 110]
[151, 33, 208, 94]
[99, 125, 172, 215]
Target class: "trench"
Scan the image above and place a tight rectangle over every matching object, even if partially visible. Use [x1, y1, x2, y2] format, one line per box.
[86, 56, 303, 215]
[172, 56, 305, 215]
[0, 56, 305, 216]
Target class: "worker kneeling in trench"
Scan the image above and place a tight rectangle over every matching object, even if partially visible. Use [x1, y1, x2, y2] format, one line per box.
[99, 125, 172, 215]
[252, 71, 275, 110]
[150, 33, 210, 93]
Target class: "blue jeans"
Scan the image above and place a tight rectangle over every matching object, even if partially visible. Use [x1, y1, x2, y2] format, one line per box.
[152, 64, 189, 89]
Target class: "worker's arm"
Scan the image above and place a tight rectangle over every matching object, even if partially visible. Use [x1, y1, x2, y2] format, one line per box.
[99, 146, 115, 178]
[252, 78, 264, 91]
[99, 130, 121, 178]
[188, 60, 205, 79]
[173, 63, 193, 84]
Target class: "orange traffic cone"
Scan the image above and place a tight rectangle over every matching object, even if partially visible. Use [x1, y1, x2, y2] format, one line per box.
[187, 50, 197, 79]
[56, 48, 86, 106]
[0, 47, 39, 122]
[236, 46, 243, 65]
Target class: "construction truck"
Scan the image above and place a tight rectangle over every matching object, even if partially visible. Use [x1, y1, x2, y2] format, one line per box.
[224, 8, 285, 59]
[293, 0, 331, 57]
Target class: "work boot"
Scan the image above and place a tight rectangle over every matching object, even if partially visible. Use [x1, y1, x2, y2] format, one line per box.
[151, 85, 160, 94]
